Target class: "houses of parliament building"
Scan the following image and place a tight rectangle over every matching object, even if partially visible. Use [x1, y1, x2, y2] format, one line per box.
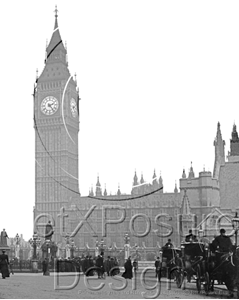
[33, 8, 239, 252]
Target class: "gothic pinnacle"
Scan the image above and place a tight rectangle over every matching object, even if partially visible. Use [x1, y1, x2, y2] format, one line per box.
[54, 5, 59, 30]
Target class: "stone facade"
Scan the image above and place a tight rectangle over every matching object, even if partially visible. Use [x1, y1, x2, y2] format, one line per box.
[214, 123, 239, 210]
[33, 10, 80, 243]
[34, 10, 238, 251]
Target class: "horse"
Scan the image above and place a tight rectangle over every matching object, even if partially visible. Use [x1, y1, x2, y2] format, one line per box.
[207, 245, 239, 298]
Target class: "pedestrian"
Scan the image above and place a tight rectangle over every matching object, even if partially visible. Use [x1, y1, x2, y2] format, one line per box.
[0, 250, 10, 279]
[114, 258, 120, 275]
[109, 257, 115, 276]
[42, 258, 48, 275]
[155, 257, 160, 278]
[95, 254, 104, 279]
[133, 259, 138, 274]
[104, 256, 111, 276]
[122, 256, 133, 279]
[84, 256, 90, 275]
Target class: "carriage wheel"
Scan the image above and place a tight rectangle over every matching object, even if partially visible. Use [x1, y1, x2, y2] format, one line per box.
[196, 264, 201, 293]
[203, 271, 210, 296]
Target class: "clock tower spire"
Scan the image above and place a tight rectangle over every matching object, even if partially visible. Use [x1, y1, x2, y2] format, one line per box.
[54, 5, 59, 30]
[34, 8, 80, 243]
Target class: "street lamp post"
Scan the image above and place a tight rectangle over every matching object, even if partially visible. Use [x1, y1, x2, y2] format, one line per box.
[15, 233, 20, 260]
[70, 239, 75, 259]
[198, 226, 204, 242]
[29, 232, 41, 259]
[44, 239, 50, 276]
[124, 233, 130, 260]
[95, 239, 99, 257]
[100, 238, 105, 256]
[29, 232, 41, 273]
[65, 233, 70, 258]
[232, 212, 239, 246]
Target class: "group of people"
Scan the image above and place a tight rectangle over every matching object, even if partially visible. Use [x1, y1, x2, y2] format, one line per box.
[55, 254, 139, 280]
[83, 254, 120, 278]
[185, 228, 233, 253]
[95, 254, 120, 278]
[56, 254, 139, 279]
[61, 253, 120, 278]
[154, 228, 234, 278]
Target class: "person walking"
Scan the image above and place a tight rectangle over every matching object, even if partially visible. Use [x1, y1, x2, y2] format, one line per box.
[0, 250, 10, 279]
[104, 256, 111, 276]
[132, 259, 138, 277]
[96, 254, 104, 279]
[122, 256, 133, 279]
[42, 258, 48, 275]
[155, 257, 160, 278]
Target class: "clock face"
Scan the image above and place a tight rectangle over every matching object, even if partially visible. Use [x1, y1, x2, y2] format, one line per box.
[70, 98, 77, 117]
[41, 96, 59, 115]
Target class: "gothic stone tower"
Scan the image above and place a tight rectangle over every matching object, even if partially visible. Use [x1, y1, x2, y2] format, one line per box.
[34, 9, 80, 243]
[213, 122, 225, 179]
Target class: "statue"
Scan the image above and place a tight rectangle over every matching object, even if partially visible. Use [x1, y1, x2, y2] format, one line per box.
[0, 229, 8, 247]
[45, 221, 54, 240]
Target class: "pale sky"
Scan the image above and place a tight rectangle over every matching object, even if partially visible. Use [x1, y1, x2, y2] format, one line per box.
[1, 0, 239, 241]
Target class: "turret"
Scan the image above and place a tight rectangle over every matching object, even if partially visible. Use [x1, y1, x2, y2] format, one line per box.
[181, 189, 191, 215]
[188, 162, 195, 179]
[182, 169, 186, 179]
[158, 172, 163, 186]
[152, 169, 159, 188]
[95, 175, 102, 197]
[213, 122, 225, 179]
[117, 184, 121, 196]
[37, 6, 77, 91]
[140, 173, 145, 184]
[230, 123, 239, 156]
[104, 184, 107, 196]
[133, 170, 138, 186]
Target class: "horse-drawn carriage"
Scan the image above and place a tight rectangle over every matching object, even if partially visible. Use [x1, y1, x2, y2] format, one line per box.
[205, 244, 239, 297]
[173, 242, 210, 294]
[172, 240, 239, 297]
[158, 247, 181, 280]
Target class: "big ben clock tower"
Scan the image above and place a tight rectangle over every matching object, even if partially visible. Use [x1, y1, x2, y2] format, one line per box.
[34, 7, 80, 243]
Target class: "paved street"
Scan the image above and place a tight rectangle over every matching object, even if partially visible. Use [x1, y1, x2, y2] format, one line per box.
[0, 272, 233, 299]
